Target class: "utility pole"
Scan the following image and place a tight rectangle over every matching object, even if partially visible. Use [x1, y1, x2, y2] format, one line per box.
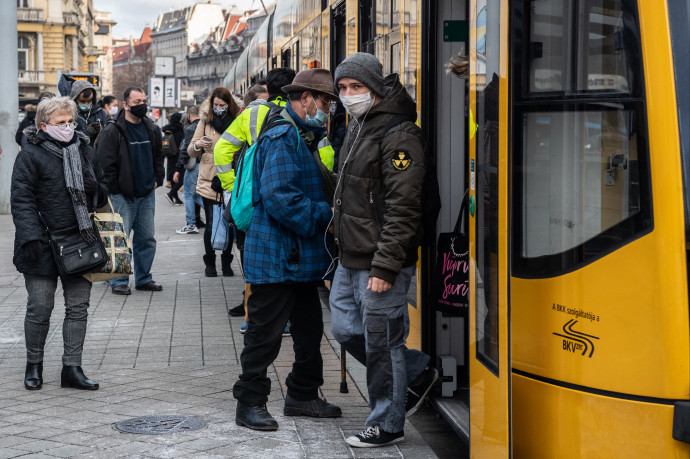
[0, 3, 19, 214]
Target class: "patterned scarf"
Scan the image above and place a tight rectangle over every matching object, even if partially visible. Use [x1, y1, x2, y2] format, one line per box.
[40, 136, 98, 244]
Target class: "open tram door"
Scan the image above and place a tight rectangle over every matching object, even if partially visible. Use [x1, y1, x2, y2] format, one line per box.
[468, 0, 511, 456]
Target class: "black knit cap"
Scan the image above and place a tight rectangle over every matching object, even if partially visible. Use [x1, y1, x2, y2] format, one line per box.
[334, 52, 387, 97]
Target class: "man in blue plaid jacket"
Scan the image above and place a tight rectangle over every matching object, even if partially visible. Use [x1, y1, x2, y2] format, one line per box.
[232, 69, 342, 431]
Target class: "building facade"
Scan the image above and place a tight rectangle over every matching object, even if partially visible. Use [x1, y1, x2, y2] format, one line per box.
[150, 3, 224, 86]
[111, 28, 153, 102]
[17, 0, 100, 101]
[94, 10, 116, 96]
[187, 10, 246, 102]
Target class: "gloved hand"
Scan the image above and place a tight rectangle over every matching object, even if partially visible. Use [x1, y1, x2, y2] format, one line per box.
[23, 240, 42, 262]
[82, 173, 97, 197]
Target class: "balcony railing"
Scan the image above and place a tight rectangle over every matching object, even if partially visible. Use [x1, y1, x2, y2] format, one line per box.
[63, 12, 79, 25]
[18, 8, 43, 22]
[18, 70, 48, 85]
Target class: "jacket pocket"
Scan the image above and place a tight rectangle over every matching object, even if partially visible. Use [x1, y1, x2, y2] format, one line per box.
[369, 191, 383, 232]
[340, 213, 379, 254]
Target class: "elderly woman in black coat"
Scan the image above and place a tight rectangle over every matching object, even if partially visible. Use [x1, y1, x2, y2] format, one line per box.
[11, 96, 108, 391]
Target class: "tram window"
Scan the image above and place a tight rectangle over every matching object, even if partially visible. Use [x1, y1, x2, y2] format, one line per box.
[519, 108, 642, 258]
[475, 1, 501, 375]
[527, 0, 640, 95]
[512, 0, 651, 277]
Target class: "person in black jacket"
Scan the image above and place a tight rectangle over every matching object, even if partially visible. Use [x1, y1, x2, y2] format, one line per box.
[173, 105, 203, 234]
[70, 80, 109, 146]
[15, 92, 56, 148]
[162, 112, 184, 204]
[11, 96, 109, 391]
[95, 86, 164, 296]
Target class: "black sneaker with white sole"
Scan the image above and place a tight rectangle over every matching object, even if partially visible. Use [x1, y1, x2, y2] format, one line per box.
[405, 366, 439, 417]
[345, 425, 404, 448]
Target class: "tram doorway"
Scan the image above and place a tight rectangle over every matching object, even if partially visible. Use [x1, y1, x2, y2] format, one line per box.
[425, 0, 471, 441]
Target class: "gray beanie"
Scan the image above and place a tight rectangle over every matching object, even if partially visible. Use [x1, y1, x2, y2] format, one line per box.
[334, 52, 387, 97]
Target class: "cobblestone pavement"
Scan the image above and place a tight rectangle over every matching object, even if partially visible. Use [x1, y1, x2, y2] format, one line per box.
[0, 188, 457, 458]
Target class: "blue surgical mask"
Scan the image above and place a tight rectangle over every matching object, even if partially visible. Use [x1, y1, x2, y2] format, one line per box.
[305, 97, 329, 127]
[78, 103, 92, 112]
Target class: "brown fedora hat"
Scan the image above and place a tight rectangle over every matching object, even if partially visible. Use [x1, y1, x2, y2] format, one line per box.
[281, 68, 338, 101]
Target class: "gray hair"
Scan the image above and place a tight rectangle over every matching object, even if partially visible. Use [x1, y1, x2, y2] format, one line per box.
[35, 96, 76, 127]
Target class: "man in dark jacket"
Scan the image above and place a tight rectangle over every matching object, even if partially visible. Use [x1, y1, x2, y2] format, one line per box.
[70, 80, 109, 146]
[330, 53, 439, 448]
[96, 86, 164, 296]
[232, 69, 342, 432]
[174, 105, 203, 234]
[162, 112, 184, 204]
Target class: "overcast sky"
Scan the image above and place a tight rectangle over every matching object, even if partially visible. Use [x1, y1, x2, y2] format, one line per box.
[94, 0, 259, 39]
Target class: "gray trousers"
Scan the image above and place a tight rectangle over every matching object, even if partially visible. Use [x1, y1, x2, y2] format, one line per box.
[24, 274, 92, 366]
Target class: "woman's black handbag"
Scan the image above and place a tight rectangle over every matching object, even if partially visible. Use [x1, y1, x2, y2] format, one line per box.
[432, 190, 469, 315]
[39, 213, 107, 277]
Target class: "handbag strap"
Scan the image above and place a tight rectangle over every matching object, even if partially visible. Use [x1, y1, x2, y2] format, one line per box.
[452, 189, 470, 236]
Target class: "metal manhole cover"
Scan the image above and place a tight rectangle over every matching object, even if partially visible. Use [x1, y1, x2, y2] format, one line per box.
[115, 415, 205, 435]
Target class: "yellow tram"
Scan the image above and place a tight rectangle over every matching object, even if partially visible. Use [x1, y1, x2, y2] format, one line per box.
[223, 0, 690, 456]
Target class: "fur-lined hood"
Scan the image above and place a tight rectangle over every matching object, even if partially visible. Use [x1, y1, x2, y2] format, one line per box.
[198, 97, 211, 122]
[22, 124, 90, 147]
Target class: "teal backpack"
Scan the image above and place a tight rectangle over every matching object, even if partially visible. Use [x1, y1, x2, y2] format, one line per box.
[231, 117, 296, 231]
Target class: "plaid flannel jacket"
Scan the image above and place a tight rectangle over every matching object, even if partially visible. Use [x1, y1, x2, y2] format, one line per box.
[243, 120, 332, 284]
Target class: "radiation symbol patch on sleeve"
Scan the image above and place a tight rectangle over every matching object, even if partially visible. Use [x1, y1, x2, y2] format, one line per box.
[391, 151, 412, 171]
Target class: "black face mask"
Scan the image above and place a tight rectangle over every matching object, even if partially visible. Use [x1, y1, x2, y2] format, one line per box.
[129, 103, 148, 118]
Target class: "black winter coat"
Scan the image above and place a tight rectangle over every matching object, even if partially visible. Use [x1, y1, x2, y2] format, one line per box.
[15, 110, 35, 146]
[76, 106, 110, 146]
[162, 122, 184, 153]
[11, 128, 109, 276]
[333, 74, 425, 284]
[95, 111, 164, 200]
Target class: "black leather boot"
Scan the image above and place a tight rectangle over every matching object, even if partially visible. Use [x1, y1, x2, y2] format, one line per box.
[236, 402, 278, 431]
[203, 254, 217, 277]
[221, 252, 234, 277]
[24, 362, 43, 390]
[61, 365, 99, 390]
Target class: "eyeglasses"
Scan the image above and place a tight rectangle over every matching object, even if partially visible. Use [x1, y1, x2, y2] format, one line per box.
[318, 96, 337, 112]
[45, 121, 77, 130]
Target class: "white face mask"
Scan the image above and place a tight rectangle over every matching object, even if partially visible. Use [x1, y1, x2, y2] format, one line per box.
[109, 106, 118, 116]
[339, 91, 374, 119]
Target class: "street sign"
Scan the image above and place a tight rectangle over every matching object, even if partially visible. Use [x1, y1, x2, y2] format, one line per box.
[164, 78, 176, 107]
[150, 77, 164, 107]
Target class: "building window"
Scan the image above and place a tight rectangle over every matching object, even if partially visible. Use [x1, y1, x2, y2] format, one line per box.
[18, 36, 31, 71]
[17, 0, 31, 7]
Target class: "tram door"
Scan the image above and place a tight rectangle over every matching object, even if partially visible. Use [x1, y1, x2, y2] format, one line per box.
[468, 0, 511, 457]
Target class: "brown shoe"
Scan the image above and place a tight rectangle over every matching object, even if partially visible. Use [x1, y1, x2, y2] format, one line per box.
[135, 281, 162, 291]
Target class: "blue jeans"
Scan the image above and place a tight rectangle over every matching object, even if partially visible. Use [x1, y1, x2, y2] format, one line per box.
[108, 190, 157, 288]
[183, 163, 203, 226]
[330, 265, 429, 433]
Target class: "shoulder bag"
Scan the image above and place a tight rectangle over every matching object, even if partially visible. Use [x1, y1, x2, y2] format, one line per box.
[38, 213, 107, 277]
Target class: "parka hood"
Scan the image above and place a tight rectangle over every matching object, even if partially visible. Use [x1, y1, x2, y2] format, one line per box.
[368, 74, 417, 119]
[69, 79, 97, 103]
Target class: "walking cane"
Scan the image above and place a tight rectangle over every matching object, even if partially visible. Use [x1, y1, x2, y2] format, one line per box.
[340, 346, 348, 393]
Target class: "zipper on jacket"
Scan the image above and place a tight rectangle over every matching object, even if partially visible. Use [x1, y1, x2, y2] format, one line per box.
[370, 191, 383, 232]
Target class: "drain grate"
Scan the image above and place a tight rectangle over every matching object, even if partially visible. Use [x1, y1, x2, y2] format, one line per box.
[115, 415, 205, 435]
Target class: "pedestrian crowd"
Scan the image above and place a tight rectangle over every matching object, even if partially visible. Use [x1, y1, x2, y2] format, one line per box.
[10, 54, 439, 448]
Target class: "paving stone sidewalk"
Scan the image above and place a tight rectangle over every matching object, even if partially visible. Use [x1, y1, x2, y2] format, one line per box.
[0, 189, 454, 458]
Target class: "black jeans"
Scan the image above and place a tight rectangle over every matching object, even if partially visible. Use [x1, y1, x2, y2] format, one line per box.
[166, 153, 179, 183]
[233, 282, 324, 406]
[202, 197, 233, 258]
